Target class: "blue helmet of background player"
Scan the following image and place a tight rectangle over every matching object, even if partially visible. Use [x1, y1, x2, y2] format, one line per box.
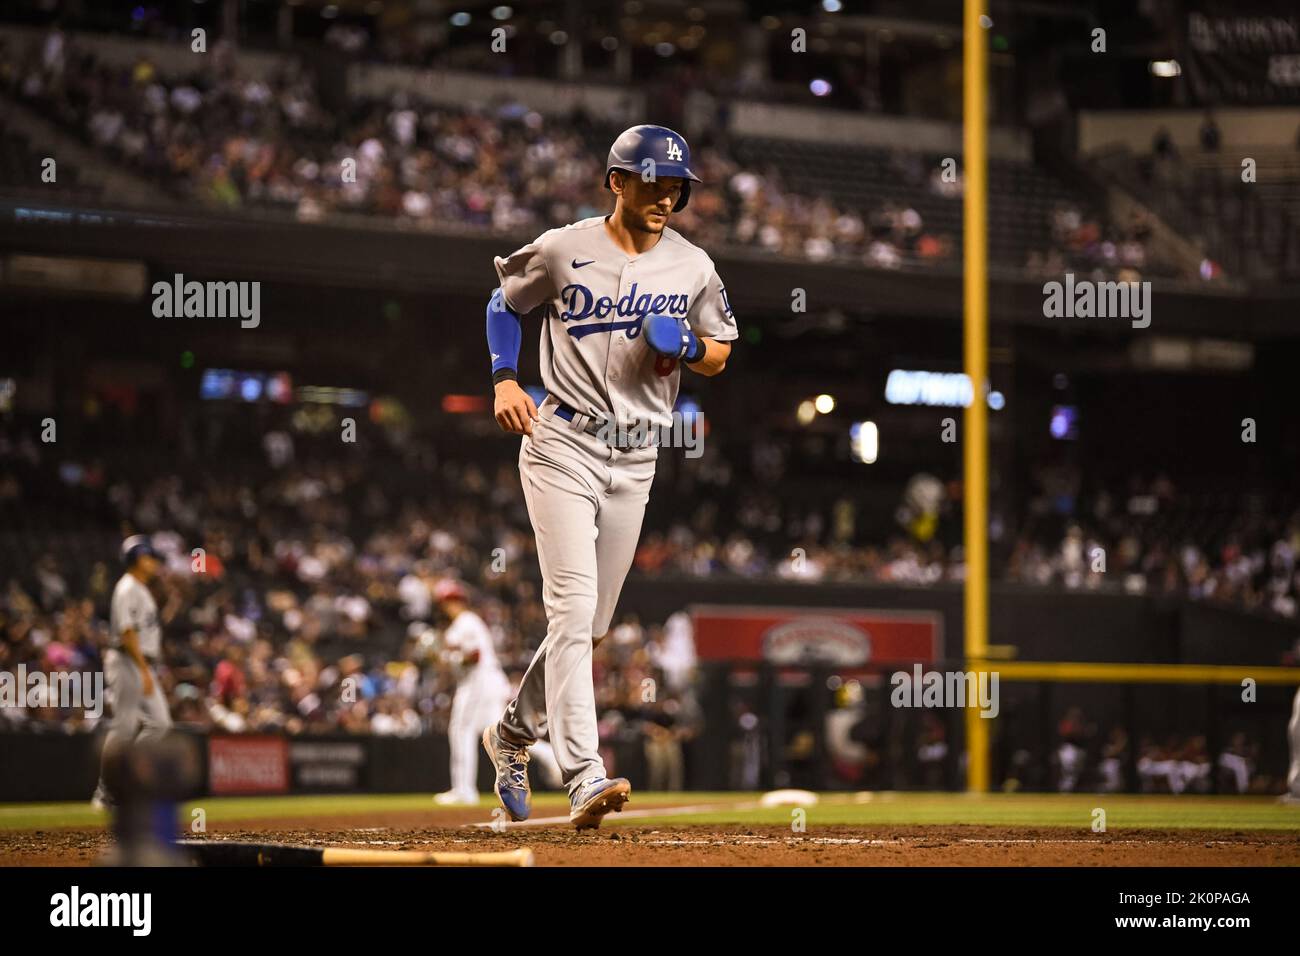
[603, 124, 702, 212]
[120, 534, 161, 570]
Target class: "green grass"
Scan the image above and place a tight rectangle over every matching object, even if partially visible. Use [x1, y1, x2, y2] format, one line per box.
[1, 791, 1296, 832]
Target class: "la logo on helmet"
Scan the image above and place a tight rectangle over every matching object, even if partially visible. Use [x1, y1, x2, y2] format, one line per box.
[665, 138, 683, 162]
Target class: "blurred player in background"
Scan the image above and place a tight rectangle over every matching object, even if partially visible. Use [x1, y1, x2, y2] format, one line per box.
[432, 579, 512, 806]
[91, 536, 172, 810]
[1285, 687, 1300, 805]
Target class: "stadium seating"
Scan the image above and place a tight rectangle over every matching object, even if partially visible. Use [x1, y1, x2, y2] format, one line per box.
[0, 32, 1168, 279]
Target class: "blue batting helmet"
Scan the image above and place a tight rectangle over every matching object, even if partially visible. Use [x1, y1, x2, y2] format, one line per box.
[121, 534, 161, 567]
[604, 124, 702, 212]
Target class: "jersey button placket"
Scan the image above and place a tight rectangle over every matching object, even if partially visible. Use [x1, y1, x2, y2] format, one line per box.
[608, 262, 632, 393]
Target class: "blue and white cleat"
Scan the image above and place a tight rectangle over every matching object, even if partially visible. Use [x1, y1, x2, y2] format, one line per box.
[482, 725, 532, 822]
[569, 776, 631, 830]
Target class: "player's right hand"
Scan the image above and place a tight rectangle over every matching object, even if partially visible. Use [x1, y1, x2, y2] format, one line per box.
[494, 379, 540, 435]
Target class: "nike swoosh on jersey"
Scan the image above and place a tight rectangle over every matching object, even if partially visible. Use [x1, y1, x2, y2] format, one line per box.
[572, 259, 596, 269]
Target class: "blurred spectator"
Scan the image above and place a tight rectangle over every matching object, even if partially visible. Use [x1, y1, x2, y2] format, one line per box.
[1055, 706, 1093, 791]
[1199, 113, 1221, 153]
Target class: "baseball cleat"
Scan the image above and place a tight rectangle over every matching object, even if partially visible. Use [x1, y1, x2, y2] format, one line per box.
[483, 725, 532, 821]
[569, 776, 631, 830]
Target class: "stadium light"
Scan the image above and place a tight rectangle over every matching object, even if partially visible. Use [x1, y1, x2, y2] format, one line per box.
[1150, 60, 1182, 78]
[815, 393, 836, 414]
[850, 421, 878, 463]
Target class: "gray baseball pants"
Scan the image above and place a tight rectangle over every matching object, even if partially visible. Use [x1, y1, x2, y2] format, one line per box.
[498, 400, 656, 795]
[95, 649, 172, 800]
[1288, 686, 1300, 799]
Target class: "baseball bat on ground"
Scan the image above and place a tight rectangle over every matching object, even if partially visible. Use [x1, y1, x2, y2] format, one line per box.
[177, 840, 534, 867]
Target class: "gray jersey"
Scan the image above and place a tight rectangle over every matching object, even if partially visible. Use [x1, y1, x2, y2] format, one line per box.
[494, 216, 738, 429]
[110, 573, 161, 659]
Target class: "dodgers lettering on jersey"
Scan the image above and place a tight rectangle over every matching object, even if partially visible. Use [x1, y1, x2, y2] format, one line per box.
[494, 216, 738, 429]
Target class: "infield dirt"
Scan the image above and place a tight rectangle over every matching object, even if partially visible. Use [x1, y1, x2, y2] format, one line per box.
[3, 809, 1298, 867]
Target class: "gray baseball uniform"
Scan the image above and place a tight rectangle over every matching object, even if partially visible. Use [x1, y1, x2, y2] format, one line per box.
[95, 573, 171, 801]
[493, 215, 737, 793]
[1288, 686, 1300, 800]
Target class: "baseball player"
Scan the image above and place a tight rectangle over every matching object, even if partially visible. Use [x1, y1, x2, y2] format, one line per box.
[91, 535, 172, 809]
[481, 125, 737, 828]
[1284, 686, 1300, 805]
[433, 579, 512, 806]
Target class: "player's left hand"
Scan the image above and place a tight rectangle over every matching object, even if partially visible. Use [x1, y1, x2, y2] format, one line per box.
[644, 314, 699, 360]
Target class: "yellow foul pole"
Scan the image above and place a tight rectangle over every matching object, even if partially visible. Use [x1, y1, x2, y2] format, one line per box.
[963, 0, 990, 793]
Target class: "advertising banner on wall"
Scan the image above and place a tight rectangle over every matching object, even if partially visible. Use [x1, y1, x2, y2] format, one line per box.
[208, 736, 290, 795]
[289, 740, 367, 791]
[1185, 2, 1300, 104]
[690, 605, 942, 667]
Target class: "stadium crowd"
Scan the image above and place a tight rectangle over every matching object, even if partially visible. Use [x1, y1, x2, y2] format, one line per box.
[2, 415, 1296, 792]
[0, 420, 712, 792]
[0, 29, 1168, 278]
[1004, 472, 1300, 620]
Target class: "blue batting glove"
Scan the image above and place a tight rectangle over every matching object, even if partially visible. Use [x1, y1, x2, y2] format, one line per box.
[644, 314, 702, 361]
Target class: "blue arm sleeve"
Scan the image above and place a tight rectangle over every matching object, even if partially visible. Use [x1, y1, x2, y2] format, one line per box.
[486, 287, 522, 381]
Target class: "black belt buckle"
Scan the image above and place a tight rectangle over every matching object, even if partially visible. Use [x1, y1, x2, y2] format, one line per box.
[553, 400, 638, 452]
